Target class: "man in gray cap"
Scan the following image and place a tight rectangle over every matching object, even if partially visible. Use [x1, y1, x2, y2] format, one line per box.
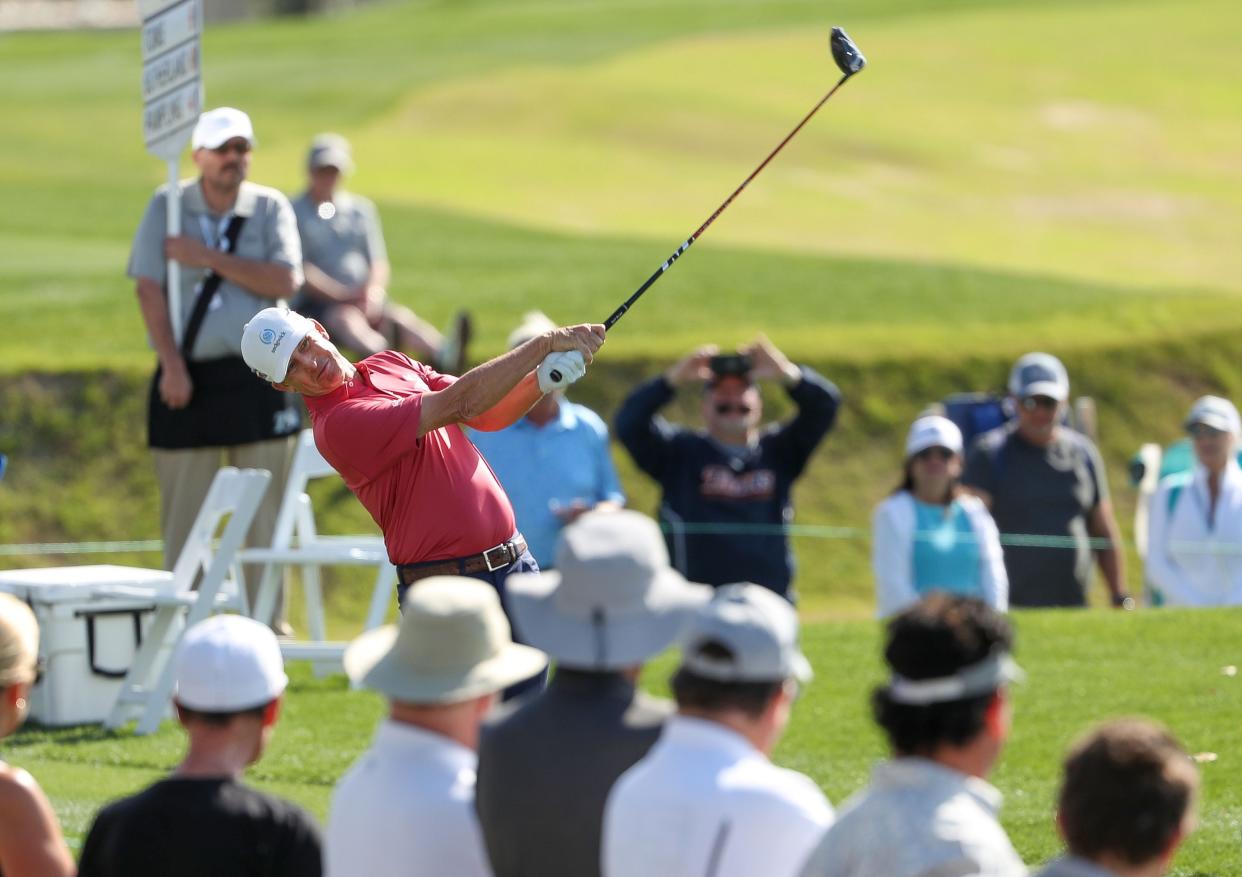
[475, 509, 709, 877]
[602, 583, 833, 877]
[291, 133, 470, 373]
[325, 576, 547, 877]
[962, 351, 1130, 608]
[799, 594, 1025, 877]
[78, 615, 321, 877]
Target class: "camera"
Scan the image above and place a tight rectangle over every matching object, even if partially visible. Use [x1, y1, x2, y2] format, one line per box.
[708, 353, 752, 379]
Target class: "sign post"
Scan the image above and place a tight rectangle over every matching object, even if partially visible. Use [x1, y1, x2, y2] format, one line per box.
[139, 0, 203, 346]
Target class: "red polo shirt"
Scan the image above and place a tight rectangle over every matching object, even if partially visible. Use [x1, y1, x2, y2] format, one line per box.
[304, 351, 516, 564]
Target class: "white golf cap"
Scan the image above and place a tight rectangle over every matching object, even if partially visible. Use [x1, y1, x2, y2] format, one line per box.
[680, 583, 812, 684]
[1008, 351, 1069, 401]
[191, 107, 255, 151]
[905, 415, 963, 458]
[345, 577, 548, 704]
[241, 307, 314, 383]
[173, 615, 288, 712]
[308, 132, 354, 173]
[1185, 395, 1241, 436]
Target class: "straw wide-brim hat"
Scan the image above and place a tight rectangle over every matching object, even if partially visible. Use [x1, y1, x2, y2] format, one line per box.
[507, 510, 711, 670]
[344, 576, 547, 703]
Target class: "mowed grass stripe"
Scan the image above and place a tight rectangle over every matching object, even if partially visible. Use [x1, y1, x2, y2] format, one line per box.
[11, 609, 1242, 874]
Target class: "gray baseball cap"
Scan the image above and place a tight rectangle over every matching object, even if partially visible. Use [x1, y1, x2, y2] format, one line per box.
[308, 133, 354, 173]
[1008, 352, 1069, 401]
[679, 583, 812, 683]
[507, 510, 711, 670]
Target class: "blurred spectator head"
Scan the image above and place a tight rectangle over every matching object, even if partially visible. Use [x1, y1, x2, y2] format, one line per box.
[191, 107, 254, 186]
[898, 414, 965, 503]
[507, 311, 559, 350]
[0, 592, 39, 736]
[702, 373, 762, 445]
[1009, 352, 1068, 444]
[1057, 718, 1198, 873]
[1185, 395, 1241, 472]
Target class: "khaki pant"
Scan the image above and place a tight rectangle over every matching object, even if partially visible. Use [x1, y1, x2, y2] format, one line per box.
[152, 436, 296, 626]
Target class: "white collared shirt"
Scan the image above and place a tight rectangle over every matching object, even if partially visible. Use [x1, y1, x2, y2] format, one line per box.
[325, 719, 492, 877]
[799, 757, 1026, 877]
[1146, 461, 1242, 605]
[602, 715, 834, 877]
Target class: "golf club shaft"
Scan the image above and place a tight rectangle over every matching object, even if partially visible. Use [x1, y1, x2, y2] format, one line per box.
[603, 71, 853, 331]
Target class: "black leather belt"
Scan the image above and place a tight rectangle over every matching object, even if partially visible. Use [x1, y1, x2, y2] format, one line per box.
[396, 535, 528, 587]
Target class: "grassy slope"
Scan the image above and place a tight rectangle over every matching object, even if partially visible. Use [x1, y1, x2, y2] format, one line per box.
[11, 608, 1242, 875]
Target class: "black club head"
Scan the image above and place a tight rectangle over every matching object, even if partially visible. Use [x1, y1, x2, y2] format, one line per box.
[830, 26, 866, 76]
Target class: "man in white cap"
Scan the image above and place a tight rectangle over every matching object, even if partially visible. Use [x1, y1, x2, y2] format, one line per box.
[129, 106, 304, 629]
[290, 133, 471, 372]
[240, 305, 602, 662]
[799, 594, 1026, 877]
[1146, 395, 1242, 605]
[78, 615, 321, 877]
[475, 509, 710, 877]
[470, 311, 626, 569]
[325, 576, 547, 877]
[962, 352, 1130, 608]
[1037, 719, 1198, 877]
[602, 583, 833, 877]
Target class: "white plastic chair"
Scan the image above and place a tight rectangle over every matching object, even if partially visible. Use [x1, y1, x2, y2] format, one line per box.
[235, 430, 397, 664]
[102, 466, 271, 735]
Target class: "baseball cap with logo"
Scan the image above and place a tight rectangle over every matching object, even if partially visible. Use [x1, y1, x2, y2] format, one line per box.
[307, 133, 354, 174]
[241, 307, 314, 383]
[905, 415, 963, 459]
[173, 615, 288, 712]
[191, 107, 255, 151]
[1185, 395, 1241, 436]
[680, 583, 812, 684]
[344, 577, 548, 704]
[1008, 352, 1069, 402]
[507, 510, 711, 670]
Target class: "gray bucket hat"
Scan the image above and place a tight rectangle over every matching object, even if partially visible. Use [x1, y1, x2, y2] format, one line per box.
[506, 510, 711, 670]
[344, 576, 547, 703]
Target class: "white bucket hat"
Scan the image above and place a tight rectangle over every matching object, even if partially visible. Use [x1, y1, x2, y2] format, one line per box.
[345, 577, 547, 704]
[506, 510, 711, 670]
[173, 615, 288, 712]
[241, 307, 314, 383]
[905, 415, 963, 459]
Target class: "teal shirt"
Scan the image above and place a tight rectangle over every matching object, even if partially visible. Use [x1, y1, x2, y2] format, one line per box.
[911, 499, 983, 597]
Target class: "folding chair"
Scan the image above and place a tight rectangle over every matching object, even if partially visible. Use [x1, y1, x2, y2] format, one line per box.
[236, 430, 397, 666]
[102, 467, 271, 734]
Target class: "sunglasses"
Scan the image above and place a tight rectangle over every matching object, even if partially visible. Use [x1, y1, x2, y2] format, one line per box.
[714, 403, 753, 416]
[212, 140, 252, 156]
[1188, 423, 1226, 438]
[1020, 395, 1059, 411]
[913, 446, 954, 462]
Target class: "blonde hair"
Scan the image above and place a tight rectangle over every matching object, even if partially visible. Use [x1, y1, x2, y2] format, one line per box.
[0, 593, 39, 688]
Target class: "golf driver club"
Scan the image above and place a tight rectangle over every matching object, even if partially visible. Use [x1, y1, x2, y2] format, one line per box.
[549, 26, 866, 381]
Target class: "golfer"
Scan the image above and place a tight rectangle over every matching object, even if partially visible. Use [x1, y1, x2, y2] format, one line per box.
[241, 308, 602, 611]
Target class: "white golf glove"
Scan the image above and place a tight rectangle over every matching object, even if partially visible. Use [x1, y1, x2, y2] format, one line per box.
[537, 350, 587, 393]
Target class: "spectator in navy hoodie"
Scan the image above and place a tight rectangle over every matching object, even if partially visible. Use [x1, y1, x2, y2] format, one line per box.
[615, 335, 840, 601]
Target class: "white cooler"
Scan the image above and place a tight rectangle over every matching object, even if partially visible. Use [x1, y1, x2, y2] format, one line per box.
[0, 564, 181, 726]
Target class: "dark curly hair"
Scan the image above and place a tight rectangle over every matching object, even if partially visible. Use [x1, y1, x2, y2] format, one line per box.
[871, 594, 1014, 756]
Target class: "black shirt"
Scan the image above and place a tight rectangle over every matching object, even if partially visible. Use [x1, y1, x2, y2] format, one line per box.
[77, 777, 322, 877]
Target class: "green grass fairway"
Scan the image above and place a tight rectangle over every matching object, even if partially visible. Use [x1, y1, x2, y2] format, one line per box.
[10, 608, 1242, 875]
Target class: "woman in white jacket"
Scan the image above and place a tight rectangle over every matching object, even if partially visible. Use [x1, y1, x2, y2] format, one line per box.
[873, 415, 1008, 618]
[1146, 395, 1242, 606]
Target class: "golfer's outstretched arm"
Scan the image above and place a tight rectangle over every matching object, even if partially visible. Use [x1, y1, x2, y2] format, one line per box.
[419, 324, 604, 437]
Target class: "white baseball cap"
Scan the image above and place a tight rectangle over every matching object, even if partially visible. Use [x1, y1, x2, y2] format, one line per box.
[1185, 395, 1241, 436]
[191, 107, 255, 151]
[905, 415, 963, 458]
[506, 311, 558, 350]
[1008, 352, 1069, 401]
[241, 307, 314, 383]
[680, 583, 812, 684]
[173, 615, 288, 712]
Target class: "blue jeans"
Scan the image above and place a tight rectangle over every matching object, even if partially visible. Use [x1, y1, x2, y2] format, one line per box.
[396, 548, 546, 701]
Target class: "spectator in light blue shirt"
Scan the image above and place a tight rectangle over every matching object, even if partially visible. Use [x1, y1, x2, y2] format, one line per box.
[471, 312, 625, 568]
